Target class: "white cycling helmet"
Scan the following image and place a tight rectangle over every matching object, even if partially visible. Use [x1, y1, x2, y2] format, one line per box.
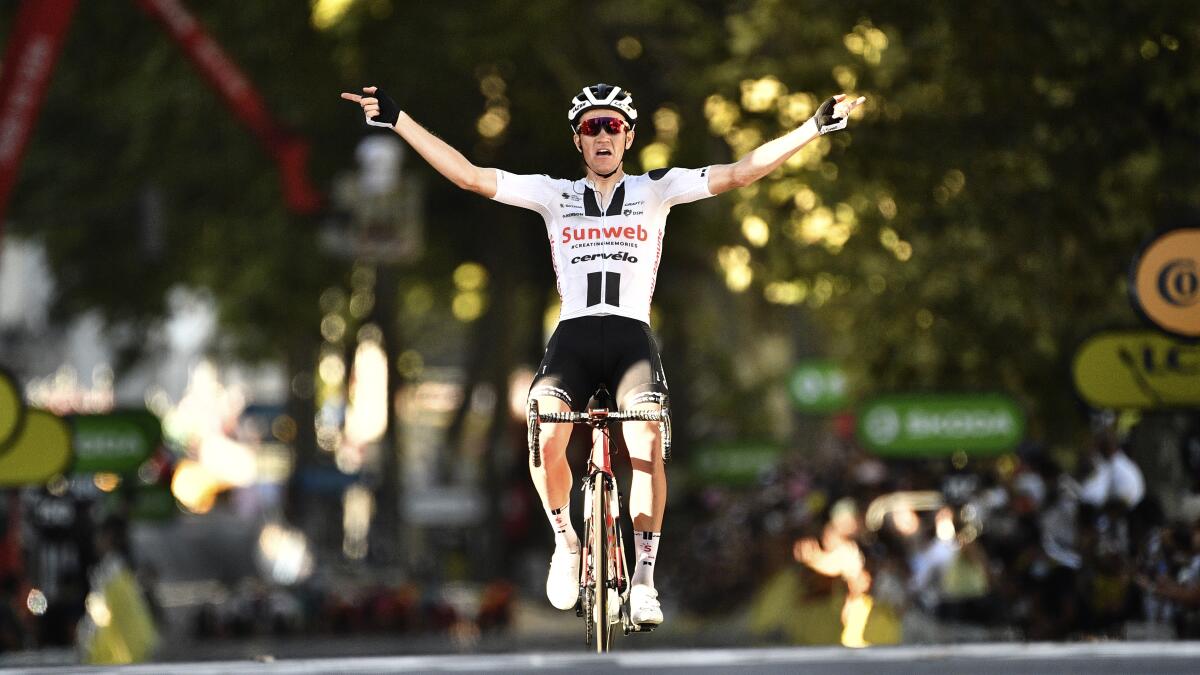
[567, 83, 638, 130]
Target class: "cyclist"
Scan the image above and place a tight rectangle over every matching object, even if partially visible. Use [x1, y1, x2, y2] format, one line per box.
[341, 82, 865, 626]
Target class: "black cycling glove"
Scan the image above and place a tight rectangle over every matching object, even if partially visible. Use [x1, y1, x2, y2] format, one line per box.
[366, 88, 402, 128]
[813, 97, 848, 135]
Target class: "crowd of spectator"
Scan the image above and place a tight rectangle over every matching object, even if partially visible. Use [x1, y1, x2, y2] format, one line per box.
[5, 410, 1200, 658]
[666, 412, 1200, 644]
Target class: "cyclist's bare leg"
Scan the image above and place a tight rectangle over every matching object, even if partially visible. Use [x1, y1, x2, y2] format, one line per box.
[530, 395, 574, 518]
[623, 400, 666, 624]
[622, 401, 665, 532]
[532, 395, 581, 610]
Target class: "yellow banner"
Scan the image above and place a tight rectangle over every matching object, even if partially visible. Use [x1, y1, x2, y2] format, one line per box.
[1072, 330, 1200, 408]
[81, 562, 160, 664]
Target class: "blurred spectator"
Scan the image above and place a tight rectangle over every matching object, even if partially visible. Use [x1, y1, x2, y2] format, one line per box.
[1138, 519, 1200, 638]
[749, 549, 845, 646]
[476, 579, 515, 632]
[1179, 416, 1200, 493]
[38, 570, 85, 646]
[76, 515, 160, 664]
[1040, 473, 1082, 570]
[790, 499, 902, 646]
[936, 527, 994, 624]
[0, 574, 26, 652]
[1079, 416, 1145, 510]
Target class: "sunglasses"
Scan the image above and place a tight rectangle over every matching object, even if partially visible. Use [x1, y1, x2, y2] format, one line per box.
[576, 116, 629, 136]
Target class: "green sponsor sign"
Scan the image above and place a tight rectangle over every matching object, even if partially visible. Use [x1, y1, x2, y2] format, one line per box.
[692, 441, 785, 485]
[788, 360, 849, 413]
[857, 394, 1024, 457]
[71, 410, 161, 474]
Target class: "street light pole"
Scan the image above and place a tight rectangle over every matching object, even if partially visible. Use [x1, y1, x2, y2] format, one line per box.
[325, 132, 422, 567]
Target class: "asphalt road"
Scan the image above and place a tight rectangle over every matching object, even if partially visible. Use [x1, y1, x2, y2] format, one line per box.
[11, 642, 1200, 674]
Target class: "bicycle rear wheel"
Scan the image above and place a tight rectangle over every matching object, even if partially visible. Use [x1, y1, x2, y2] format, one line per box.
[590, 472, 612, 653]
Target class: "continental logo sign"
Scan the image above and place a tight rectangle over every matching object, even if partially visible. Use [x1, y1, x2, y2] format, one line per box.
[1072, 330, 1200, 408]
[1130, 228, 1200, 338]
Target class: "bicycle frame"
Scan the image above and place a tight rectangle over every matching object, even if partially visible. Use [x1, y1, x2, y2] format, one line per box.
[581, 412, 627, 652]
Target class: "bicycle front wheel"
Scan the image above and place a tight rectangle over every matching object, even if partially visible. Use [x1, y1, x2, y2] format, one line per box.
[590, 472, 612, 653]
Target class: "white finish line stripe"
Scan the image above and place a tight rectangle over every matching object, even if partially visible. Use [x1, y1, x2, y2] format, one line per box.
[36, 642, 1200, 674]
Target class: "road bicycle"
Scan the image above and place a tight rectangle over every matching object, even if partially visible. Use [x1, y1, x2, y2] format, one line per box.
[527, 385, 672, 652]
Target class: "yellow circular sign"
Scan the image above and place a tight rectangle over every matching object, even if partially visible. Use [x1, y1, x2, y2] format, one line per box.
[1132, 228, 1200, 338]
[0, 370, 22, 450]
[0, 410, 73, 486]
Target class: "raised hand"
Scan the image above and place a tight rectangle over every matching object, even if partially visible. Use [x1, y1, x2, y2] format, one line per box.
[814, 94, 867, 135]
[340, 86, 401, 128]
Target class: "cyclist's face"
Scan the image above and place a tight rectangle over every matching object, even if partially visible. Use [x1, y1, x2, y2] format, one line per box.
[575, 109, 634, 173]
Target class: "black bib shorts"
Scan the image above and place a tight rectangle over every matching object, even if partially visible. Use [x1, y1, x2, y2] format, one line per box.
[529, 315, 668, 411]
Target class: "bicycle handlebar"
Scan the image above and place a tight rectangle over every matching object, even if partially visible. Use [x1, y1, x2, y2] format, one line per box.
[537, 409, 666, 424]
[529, 404, 672, 467]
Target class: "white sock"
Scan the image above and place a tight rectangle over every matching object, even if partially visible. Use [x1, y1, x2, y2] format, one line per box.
[546, 503, 578, 553]
[631, 530, 661, 588]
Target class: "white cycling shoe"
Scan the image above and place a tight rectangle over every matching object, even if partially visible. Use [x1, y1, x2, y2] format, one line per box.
[629, 584, 663, 626]
[546, 547, 580, 610]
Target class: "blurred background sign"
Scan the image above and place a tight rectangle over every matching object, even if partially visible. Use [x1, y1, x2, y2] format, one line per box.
[1072, 330, 1200, 408]
[856, 393, 1024, 457]
[122, 483, 177, 522]
[1130, 228, 1200, 338]
[0, 369, 22, 447]
[0, 409, 72, 485]
[405, 487, 485, 527]
[69, 410, 161, 474]
[0, 0, 77, 234]
[691, 441, 785, 485]
[787, 359, 849, 413]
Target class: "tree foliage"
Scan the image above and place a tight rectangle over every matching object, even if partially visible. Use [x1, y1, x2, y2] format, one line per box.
[696, 1, 1200, 440]
[6, 1, 1198, 445]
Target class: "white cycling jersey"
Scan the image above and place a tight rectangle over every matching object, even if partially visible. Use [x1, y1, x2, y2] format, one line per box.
[493, 167, 714, 324]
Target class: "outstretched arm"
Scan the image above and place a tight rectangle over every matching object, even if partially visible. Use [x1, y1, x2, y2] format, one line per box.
[706, 94, 866, 196]
[340, 86, 497, 198]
